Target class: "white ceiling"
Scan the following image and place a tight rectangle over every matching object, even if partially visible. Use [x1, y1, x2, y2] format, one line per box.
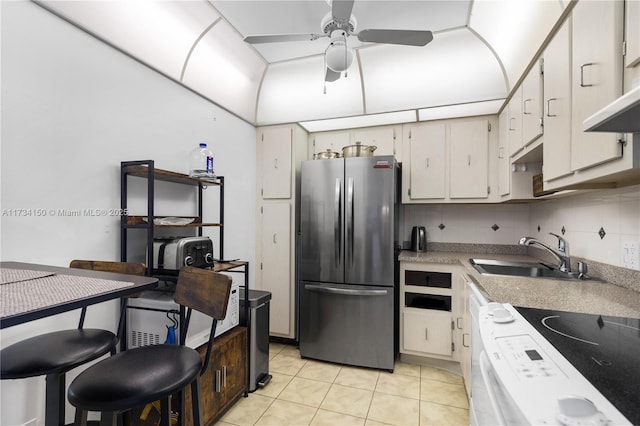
[36, 0, 569, 130]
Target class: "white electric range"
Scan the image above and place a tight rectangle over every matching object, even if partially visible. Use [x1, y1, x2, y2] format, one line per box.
[468, 283, 633, 425]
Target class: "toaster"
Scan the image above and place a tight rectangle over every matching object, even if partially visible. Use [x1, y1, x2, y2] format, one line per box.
[151, 237, 214, 271]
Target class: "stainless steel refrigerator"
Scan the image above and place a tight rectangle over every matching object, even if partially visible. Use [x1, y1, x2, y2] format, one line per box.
[298, 155, 398, 371]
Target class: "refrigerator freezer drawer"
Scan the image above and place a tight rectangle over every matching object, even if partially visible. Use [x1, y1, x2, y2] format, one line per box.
[299, 281, 395, 371]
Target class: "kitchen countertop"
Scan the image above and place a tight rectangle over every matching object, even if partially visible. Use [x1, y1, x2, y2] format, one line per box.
[399, 251, 640, 319]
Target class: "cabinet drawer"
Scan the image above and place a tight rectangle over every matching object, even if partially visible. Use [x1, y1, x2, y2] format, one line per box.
[404, 270, 451, 288]
[405, 293, 451, 311]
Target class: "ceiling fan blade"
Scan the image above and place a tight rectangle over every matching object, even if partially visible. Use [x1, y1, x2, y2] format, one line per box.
[357, 29, 434, 46]
[332, 0, 355, 23]
[243, 33, 323, 44]
[325, 68, 341, 82]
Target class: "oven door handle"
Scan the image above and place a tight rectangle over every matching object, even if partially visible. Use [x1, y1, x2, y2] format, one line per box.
[479, 350, 507, 426]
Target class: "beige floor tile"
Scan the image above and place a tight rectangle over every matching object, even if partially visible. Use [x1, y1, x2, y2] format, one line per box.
[255, 399, 318, 426]
[393, 361, 421, 378]
[213, 421, 236, 426]
[419, 401, 469, 426]
[320, 384, 374, 418]
[376, 372, 421, 399]
[297, 359, 342, 383]
[310, 409, 366, 426]
[334, 366, 380, 391]
[269, 343, 286, 359]
[364, 420, 393, 426]
[420, 379, 469, 409]
[367, 392, 420, 426]
[270, 353, 308, 376]
[219, 393, 274, 426]
[277, 377, 332, 408]
[255, 372, 294, 398]
[279, 345, 302, 358]
[420, 366, 464, 385]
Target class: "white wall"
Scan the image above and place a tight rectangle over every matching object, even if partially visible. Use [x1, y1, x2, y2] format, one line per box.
[0, 2, 256, 424]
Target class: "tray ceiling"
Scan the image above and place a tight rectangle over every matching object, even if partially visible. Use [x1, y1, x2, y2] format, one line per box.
[34, 0, 568, 129]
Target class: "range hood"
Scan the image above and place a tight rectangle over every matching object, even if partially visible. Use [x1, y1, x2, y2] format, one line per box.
[583, 85, 640, 133]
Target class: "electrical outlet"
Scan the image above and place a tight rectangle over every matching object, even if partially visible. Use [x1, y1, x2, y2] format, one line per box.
[622, 242, 640, 270]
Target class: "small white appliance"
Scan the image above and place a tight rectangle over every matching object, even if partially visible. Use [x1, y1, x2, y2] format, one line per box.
[468, 283, 631, 425]
[127, 275, 239, 349]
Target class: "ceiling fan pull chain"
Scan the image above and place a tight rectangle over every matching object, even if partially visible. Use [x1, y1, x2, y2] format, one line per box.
[343, 32, 348, 78]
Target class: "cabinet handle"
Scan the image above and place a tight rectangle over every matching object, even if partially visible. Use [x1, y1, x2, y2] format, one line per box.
[273, 158, 279, 169]
[508, 117, 516, 131]
[467, 155, 471, 166]
[498, 146, 504, 159]
[222, 365, 227, 388]
[523, 98, 532, 114]
[456, 317, 463, 329]
[215, 370, 221, 392]
[425, 157, 430, 168]
[546, 98, 558, 117]
[273, 233, 277, 244]
[463, 333, 470, 348]
[580, 63, 594, 87]
[425, 328, 428, 341]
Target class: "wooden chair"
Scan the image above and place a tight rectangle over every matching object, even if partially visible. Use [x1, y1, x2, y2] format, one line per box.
[67, 267, 232, 426]
[0, 260, 146, 426]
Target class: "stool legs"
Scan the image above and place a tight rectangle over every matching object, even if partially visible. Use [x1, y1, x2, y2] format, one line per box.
[44, 372, 65, 426]
[191, 379, 202, 426]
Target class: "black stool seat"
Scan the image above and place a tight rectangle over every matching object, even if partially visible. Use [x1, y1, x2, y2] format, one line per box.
[1, 329, 117, 379]
[68, 344, 202, 412]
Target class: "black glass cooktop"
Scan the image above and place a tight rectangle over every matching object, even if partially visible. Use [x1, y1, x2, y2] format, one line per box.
[517, 307, 640, 425]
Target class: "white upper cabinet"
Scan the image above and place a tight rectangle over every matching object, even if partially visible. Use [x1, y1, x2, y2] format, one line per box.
[498, 108, 511, 196]
[405, 124, 447, 200]
[543, 18, 573, 182]
[521, 60, 544, 147]
[449, 120, 490, 199]
[353, 126, 398, 159]
[571, 0, 624, 172]
[312, 132, 351, 157]
[625, 0, 640, 68]
[259, 126, 292, 199]
[507, 86, 523, 156]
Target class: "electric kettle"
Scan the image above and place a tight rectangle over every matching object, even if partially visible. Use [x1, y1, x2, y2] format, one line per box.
[410, 226, 427, 252]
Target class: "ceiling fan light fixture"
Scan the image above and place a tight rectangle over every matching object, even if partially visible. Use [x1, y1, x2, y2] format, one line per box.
[325, 37, 354, 73]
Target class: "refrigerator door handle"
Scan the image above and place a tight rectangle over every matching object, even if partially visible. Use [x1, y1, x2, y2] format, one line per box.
[335, 178, 342, 266]
[347, 177, 354, 267]
[305, 284, 388, 297]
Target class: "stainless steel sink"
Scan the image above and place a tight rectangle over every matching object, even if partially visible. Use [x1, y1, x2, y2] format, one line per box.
[469, 258, 582, 280]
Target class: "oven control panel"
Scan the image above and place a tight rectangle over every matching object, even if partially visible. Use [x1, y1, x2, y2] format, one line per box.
[496, 335, 566, 380]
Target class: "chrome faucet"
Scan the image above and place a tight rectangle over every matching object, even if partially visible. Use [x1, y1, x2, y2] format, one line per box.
[519, 233, 571, 272]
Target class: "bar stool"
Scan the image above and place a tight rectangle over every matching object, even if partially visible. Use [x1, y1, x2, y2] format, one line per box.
[67, 267, 232, 426]
[0, 260, 145, 426]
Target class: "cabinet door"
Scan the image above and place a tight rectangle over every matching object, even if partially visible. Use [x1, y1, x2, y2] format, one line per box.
[261, 127, 292, 199]
[543, 18, 573, 181]
[353, 126, 396, 158]
[402, 310, 452, 357]
[521, 61, 544, 146]
[313, 132, 351, 158]
[508, 87, 523, 156]
[261, 203, 291, 336]
[407, 124, 446, 200]
[571, 0, 624, 171]
[626, 0, 640, 67]
[449, 120, 489, 199]
[498, 108, 511, 196]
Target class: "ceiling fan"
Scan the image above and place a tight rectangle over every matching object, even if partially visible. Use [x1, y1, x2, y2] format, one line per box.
[243, 0, 434, 85]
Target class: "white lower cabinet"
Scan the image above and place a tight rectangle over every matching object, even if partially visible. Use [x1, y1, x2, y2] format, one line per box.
[402, 310, 452, 357]
[400, 262, 464, 362]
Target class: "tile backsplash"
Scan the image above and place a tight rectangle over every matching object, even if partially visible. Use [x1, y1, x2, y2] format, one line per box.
[402, 184, 640, 270]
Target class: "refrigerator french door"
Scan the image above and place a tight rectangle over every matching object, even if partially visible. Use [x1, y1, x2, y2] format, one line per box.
[299, 156, 397, 371]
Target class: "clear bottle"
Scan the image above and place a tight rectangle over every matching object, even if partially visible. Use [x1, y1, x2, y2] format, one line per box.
[189, 142, 215, 178]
